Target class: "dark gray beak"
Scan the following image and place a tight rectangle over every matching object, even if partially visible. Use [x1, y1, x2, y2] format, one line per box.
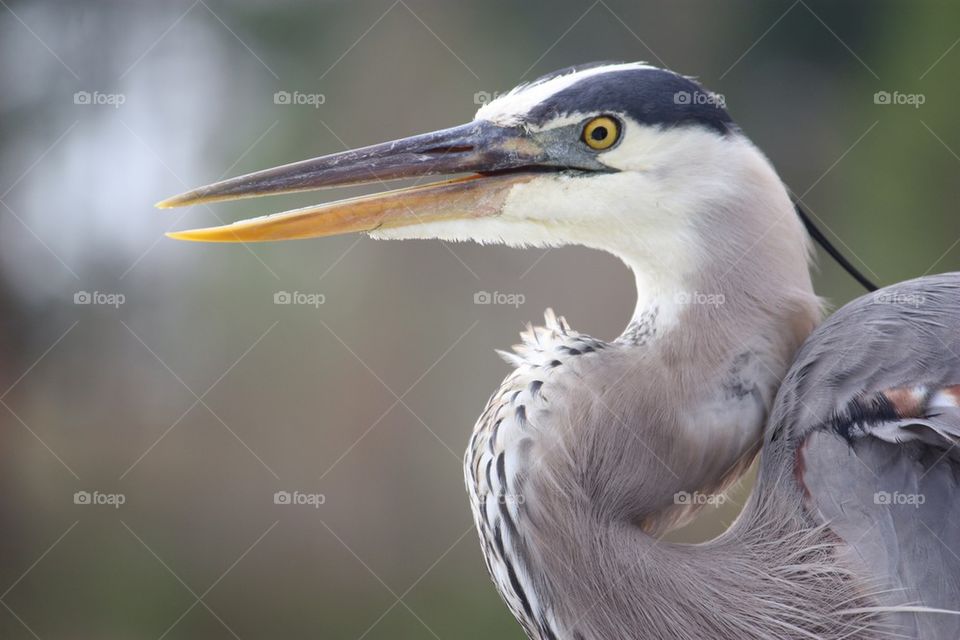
[157, 121, 552, 242]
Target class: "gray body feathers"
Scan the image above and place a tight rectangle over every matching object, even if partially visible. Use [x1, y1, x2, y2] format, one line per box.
[466, 275, 960, 639]
[766, 273, 960, 639]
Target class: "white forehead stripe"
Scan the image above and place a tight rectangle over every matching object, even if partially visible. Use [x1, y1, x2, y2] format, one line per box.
[475, 62, 657, 126]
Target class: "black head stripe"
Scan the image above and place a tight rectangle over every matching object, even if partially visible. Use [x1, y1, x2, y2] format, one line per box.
[526, 68, 735, 135]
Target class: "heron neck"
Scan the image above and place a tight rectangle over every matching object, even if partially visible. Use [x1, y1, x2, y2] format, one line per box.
[621, 261, 812, 369]
[471, 160, 822, 637]
[607, 137, 819, 376]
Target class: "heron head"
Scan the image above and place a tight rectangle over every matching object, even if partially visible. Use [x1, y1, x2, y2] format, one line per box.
[160, 62, 813, 329]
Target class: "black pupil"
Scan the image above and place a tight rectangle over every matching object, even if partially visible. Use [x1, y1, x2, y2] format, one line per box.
[590, 126, 608, 141]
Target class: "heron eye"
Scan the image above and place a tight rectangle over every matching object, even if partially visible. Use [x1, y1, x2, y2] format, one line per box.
[582, 116, 620, 150]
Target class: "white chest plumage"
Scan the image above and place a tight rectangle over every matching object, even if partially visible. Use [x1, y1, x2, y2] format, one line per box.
[464, 311, 608, 640]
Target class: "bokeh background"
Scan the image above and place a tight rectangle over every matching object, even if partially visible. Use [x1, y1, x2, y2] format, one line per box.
[1, 0, 958, 638]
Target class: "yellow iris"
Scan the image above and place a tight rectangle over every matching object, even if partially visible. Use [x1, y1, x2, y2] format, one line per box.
[582, 116, 620, 150]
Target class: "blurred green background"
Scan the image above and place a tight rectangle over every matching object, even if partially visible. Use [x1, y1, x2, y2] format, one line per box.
[1, 0, 959, 638]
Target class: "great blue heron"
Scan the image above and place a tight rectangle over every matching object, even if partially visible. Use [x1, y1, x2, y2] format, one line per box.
[159, 63, 960, 639]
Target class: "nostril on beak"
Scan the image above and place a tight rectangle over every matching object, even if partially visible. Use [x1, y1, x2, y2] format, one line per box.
[420, 145, 475, 154]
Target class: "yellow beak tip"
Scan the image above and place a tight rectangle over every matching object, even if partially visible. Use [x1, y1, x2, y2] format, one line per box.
[166, 230, 207, 242]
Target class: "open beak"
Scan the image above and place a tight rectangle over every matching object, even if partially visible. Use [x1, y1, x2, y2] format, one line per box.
[157, 121, 550, 242]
